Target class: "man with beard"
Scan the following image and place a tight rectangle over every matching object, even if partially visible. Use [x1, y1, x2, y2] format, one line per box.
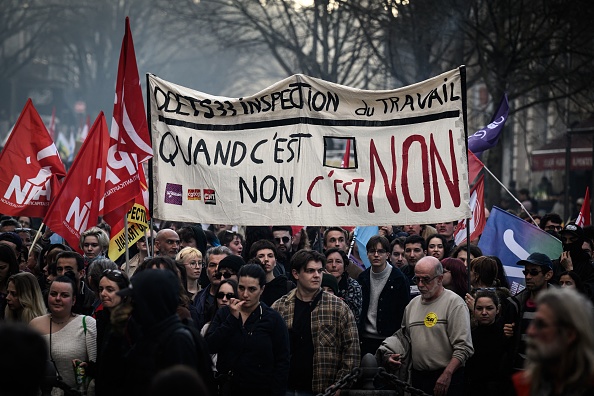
[503, 253, 555, 372]
[513, 288, 594, 395]
[552, 222, 594, 298]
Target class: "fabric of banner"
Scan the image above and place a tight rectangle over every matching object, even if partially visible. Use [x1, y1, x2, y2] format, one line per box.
[43, 113, 110, 253]
[478, 206, 562, 292]
[148, 68, 471, 226]
[0, 99, 66, 217]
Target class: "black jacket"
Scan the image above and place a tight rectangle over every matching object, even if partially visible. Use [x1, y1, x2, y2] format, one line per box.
[206, 303, 290, 396]
[357, 265, 410, 337]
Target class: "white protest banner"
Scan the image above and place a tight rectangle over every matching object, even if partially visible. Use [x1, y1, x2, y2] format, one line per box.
[148, 68, 471, 226]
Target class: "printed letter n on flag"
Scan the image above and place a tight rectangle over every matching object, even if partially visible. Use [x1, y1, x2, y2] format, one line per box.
[44, 113, 110, 253]
[104, 17, 152, 259]
[0, 99, 66, 217]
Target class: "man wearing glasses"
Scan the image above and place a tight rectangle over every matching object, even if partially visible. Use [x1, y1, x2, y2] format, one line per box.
[503, 252, 554, 373]
[357, 235, 410, 356]
[397, 256, 473, 396]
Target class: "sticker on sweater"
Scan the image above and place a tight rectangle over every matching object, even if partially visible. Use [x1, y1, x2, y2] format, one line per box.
[424, 312, 438, 327]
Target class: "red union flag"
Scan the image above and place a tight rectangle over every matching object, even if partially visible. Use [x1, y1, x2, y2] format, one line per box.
[453, 151, 486, 244]
[0, 99, 66, 217]
[103, 17, 152, 225]
[44, 113, 109, 252]
[576, 187, 591, 227]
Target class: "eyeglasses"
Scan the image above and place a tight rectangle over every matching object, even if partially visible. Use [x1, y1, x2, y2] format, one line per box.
[411, 275, 439, 285]
[522, 268, 544, 276]
[368, 249, 387, 255]
[185, 260, 203, 268]
[214, 271, 234, 280]
[216, 292, 235, 300]
[275, 236, 290, 244]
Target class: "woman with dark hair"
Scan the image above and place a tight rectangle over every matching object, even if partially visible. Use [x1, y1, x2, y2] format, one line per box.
[93, 268, 130, 396]
[558, 270, 587, 295]
[206, 264, 290, 396]
[465, 289, 513, 395]
[217, 230, 244, 256]
[324, 247, 363, 322]
[450, 244, 483, 267]
[87, 258, 119, 313]
[0, 243, 20, 319]
[489, 255, 510, 289]
[30, 272, 97, 395]
[441, 257, 468, 299]
[465, 256, 511, 318]
[425, 233, 451, 261]
[200, 279, 239, 371]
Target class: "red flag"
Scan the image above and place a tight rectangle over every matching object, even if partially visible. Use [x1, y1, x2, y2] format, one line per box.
[468, 150, 484, 185]
[44, 113, 109, 253]
[49, 107, 56, 140]
[104, 17, 152, 259]
[576, 187, 591, 227]
[453, 174, 486, 244]
[0, 99, 66, 217]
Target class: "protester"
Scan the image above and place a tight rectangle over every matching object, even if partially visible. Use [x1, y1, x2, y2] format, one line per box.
[176, 247, 203, 298]
[114, 269, 213, 396]
[0, 243, 20, 319]
[154, 228, 180, 258]
[217, 230, 244, 256]
[389, 256, 473, 396]
[558, 270, 587, 295]
[389, 237, 408, 269]
[323, 226, 363, 278]
[93, 268, 130, 396]
[503, 252, 555, 372]
[441, 257, 468, 299]
[248, 239, 293, 307]
[30, 272, 97, 395]
[206, 264, 290, 396]
[465, 289, 513, 396]
[4, 272, 47, 322]
[324, 247, 363, 322]
[79, 226, 109, 267]
[193, 246, 232, 331]
[200, 279, 238, 372]
[273, 249, 360, 395]
[55, 251, 95, 315]
[450, 244, 483, 267]
[358, 235, 410, 355]
[401, 234, 427, 281]
[426, 233, 451, 261]
[513, 288, 594, 395]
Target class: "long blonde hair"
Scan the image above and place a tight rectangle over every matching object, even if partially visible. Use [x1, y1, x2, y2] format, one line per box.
[4, 272, 47, 323]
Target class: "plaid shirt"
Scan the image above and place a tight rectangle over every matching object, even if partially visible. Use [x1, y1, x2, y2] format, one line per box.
[272, 289, 361, 393]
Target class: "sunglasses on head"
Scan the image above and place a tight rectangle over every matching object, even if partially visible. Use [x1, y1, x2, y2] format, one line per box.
[216, 292, 235, 300]
[103, 269, 123, 277]
[522, 268, 544, 276]
[275, 236, 290, 244]
[214, 271, 234, 280]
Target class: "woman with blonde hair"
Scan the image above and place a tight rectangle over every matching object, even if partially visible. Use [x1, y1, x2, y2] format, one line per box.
[5, 272, 47, 322]
[176, 247, 203, 297]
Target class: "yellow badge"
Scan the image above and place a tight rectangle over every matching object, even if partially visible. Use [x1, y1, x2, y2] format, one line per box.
[424, 312, 438, 327]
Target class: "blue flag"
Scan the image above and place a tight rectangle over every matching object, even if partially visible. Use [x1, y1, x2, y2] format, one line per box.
[478, 206, 562, 293]
[468, 94, 509, 157]
[353, 226, 379, 269]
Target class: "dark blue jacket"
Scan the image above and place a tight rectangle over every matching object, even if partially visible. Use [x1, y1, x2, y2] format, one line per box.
[357, 265, 410, 337]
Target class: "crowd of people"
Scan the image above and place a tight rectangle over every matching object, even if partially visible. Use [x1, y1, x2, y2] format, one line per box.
[0, 213, 594, 396]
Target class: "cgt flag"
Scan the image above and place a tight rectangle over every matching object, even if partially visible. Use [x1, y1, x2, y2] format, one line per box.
[478, 206, 562, 292]
[44, 113, 109, 253]
[0, 99, 66, 217]
[468, 94, 509, 157]
[104, 17, 152, 259]
[453, 150, 486, 244]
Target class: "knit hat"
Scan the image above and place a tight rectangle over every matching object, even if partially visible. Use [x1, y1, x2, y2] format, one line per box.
[322, 273, 339, 295]
[218, 255, 245, 274]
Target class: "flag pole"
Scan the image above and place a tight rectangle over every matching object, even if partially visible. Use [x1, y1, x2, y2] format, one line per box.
[31, 223, 46, 248]
[482, 164, 535, 224]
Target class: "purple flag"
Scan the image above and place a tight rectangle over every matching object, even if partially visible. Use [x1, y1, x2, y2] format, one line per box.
[468, 94, 509, 156]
